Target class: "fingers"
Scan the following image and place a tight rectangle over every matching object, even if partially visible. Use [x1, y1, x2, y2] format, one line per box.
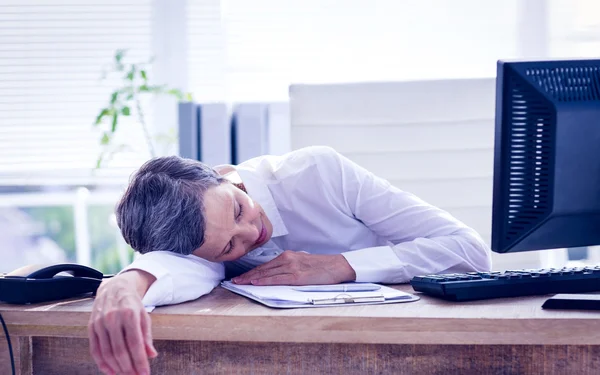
[234, 265, 286, 284]
[88, 320, 114, 375]
[123, 310, 151, 375]
[141, 310, 158, 358]
[89, 294, 120, 375]
[88, 275, 156, 375]
[90, 304, 153, 375]
[245, 266, 289, 285]
[106, 307, 136, 374]
[233, 252, 292, 284]
[250, 273, 298, 286]
[88, 302, 104, 373]
[231, 252, 346, 286]
[94, 322, 120, 375]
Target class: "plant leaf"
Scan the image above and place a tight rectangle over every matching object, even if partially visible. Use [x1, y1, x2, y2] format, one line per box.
[114, 49, 127, 72]
[140, 70, 147, 81]
[121, 106, 130, 116]
[110, 92, 119, 104]
[94, 108, 110, 125]
[111, 112, 118, 132]
[96, 153, 105, 169]
[167, 89, 184, 100]
[185, 92, 193, 102]
[139, 84, 165, 93]
[115, 49, 126, 63]
[126, 65, 136, 81]
[101, 132, 111, 145]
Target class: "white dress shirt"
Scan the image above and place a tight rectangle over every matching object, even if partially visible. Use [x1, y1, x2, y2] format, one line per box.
[121, 146, 492, 307]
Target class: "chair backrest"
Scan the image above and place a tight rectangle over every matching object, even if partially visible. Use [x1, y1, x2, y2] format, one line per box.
[289, 78, 496, 244]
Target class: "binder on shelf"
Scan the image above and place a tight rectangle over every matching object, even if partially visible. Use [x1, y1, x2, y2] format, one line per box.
[221, 281, 419, 309]
[232, 102, 292, 164]
[178, 102, 199, 160]
[232, 103, 269, 164]
[178, 102, 231, 166]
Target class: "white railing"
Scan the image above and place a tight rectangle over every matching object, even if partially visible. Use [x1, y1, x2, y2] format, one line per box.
[0, 189, 126, 268]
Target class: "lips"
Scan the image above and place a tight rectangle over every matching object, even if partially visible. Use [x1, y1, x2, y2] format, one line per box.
[254, 218, 267, 246]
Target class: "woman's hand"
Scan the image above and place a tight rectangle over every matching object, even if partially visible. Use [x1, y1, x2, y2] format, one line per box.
[88, 270, 157, 375]
[232, 250, 356, 286]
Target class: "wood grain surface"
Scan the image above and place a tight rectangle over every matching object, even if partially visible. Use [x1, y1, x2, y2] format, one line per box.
[25, 337, 600, 375]
[2, 284, 600, 374]
[1, 285, 599, 346]
[0, 335, 31, 375]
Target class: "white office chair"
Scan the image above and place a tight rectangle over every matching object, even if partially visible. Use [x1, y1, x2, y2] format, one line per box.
[288, 78, 569, 270]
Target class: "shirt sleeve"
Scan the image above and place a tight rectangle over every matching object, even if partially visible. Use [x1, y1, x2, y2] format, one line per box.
[119, 251, 225, 307]
[313, 146, 492, 284]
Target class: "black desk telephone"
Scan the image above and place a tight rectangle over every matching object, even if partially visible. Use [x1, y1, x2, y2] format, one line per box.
[0, 263, 111, 304]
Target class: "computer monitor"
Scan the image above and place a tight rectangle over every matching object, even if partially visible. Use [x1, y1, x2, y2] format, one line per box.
[491, 58, 600, 254]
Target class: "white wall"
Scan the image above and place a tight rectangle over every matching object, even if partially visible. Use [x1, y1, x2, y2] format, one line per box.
[289, 79, 543, 270]
[213, 0, 519, 101]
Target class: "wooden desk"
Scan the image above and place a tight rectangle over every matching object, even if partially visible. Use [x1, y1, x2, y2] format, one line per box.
[1, 285, 599, 374]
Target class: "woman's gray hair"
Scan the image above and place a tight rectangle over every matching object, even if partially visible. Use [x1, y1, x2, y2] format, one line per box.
[116, 156, 226, 255]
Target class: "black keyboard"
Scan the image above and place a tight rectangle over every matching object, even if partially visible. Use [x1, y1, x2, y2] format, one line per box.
[410, 266, 600, 301]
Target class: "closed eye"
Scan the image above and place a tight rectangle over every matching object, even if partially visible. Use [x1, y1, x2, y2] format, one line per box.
[237, 203, 244, 220]
[223, 240, 234, 255]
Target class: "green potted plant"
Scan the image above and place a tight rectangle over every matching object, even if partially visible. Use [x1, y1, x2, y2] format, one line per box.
[93, 49, 192, 168]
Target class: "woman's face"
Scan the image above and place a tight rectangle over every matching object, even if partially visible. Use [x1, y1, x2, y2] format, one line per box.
[192, 182, 273, 262]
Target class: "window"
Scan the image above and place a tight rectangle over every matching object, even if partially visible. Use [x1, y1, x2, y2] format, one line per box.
[0, 0, 154, 186]
[0, 0, 156, 272]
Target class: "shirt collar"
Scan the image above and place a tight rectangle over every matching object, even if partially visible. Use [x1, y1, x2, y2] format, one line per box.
[236, 168, 289, 238]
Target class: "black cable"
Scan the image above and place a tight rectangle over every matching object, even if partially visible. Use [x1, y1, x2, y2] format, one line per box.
[0, 312, 15, 375]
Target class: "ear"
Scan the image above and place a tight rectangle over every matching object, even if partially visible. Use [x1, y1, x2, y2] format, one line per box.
[213, 164, 236, 176]
[214, 165, 244, 186]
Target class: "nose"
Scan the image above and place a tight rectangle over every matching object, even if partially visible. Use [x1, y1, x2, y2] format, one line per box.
[238, 221, 260, 246]
[235, 201, 261, 245]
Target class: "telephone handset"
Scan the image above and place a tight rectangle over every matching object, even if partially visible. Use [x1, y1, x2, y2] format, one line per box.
[1, 263, 111, 304]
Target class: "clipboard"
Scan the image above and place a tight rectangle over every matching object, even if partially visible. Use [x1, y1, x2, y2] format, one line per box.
[221, 281, 420, 308]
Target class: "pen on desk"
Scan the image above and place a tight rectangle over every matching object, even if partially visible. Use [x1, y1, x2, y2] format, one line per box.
[292, 284, 381, 292]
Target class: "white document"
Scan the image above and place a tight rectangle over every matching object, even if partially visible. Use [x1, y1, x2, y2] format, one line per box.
[221, 281, 419, 309]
